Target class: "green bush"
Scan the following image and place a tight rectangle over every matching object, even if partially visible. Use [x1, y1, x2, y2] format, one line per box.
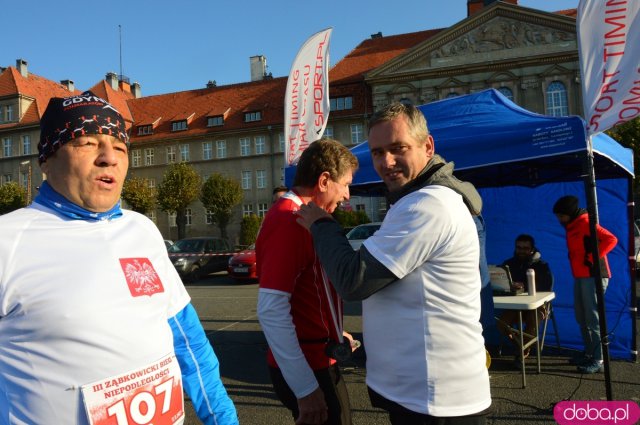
[0, 182, 27, 215]
[332, 209, 371, 227]
[240, 214, 263, 246]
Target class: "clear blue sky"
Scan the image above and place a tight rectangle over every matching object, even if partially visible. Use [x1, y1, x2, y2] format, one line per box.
[4, 0, 578, 96]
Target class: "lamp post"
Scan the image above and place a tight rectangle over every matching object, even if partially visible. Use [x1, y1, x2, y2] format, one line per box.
[20, 160, 32, 204]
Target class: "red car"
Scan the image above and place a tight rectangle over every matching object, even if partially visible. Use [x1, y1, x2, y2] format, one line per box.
[228, 244, 257, 281]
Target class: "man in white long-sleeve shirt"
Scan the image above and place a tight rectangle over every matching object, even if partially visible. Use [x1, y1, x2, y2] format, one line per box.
[256, 138, 358, 425]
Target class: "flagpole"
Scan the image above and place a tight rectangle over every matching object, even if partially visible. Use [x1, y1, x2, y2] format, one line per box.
[583, 133, 613, 400]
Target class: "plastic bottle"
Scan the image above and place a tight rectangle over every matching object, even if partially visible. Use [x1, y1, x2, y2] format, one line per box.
[526, 268, 536, 296]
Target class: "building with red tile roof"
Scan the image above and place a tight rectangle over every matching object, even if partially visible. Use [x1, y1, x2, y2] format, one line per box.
[0, 61, 139, 203]
[1, 0, 579, 246]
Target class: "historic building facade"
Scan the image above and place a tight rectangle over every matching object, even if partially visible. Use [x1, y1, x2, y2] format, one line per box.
[1, 0, 579, 246]
[366, 2, 580, 116]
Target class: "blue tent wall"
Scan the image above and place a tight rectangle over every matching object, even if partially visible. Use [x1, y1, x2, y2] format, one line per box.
[285, 89, 636, 359]
[479, 178, 633, 359]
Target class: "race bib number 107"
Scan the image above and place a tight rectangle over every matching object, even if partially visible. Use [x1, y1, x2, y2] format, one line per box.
[81, 353, 184, 425]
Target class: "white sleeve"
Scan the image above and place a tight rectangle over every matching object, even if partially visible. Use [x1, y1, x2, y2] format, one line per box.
[257, 289, 319, 398]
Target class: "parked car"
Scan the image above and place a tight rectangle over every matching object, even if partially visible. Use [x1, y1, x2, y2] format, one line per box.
[164, 239, 174, 250]
[228, 244, 258, 281]
[168, 237, 233, 282]
[346, 222, 382, 250]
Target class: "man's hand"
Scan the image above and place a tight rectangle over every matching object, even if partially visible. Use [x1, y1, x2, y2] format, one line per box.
[296, 387, 328, 424]
[343, 331, 361, 352]
[295, 202, 333, 231]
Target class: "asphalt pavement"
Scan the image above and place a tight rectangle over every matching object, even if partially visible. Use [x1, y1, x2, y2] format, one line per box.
[182, 273, 640, 425]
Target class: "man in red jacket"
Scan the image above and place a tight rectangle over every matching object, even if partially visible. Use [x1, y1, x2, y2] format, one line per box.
[553, 195, 618, 374]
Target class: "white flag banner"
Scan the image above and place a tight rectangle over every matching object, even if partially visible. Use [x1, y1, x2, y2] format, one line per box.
[578, 0, 640, 135]
[284, 28, 332, 166]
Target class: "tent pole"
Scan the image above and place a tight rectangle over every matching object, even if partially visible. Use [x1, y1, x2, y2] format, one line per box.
[582, 137, 613, 400]
[628, 172, 638, 363]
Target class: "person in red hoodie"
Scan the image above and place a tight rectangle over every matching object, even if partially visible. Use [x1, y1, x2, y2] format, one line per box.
[552, 195, 618, 374]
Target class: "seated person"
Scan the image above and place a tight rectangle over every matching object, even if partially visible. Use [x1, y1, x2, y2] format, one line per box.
[495, 234, 553, 363]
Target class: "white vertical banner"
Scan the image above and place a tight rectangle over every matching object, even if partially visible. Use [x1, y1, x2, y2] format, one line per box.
[578, 0, 640, 135]
[284, 28, 332, 166]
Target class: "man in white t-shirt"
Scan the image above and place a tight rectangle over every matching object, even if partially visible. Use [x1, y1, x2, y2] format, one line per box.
[0, 92, 237, 425]
[296, 103, 492, 424]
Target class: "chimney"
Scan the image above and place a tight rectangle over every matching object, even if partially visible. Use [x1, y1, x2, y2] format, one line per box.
[60, 79, 75, 92]
[131, 82, 142, 98]
[467, 0, 516, 16]
[105, 72, 119, 91]
[119, 80, 131, 94]
[16, 59, 28, 78]
[371, 32, 383, 39]
[250, 55, 267, 82]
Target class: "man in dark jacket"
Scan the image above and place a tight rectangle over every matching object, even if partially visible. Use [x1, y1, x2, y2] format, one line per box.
[495, 234, 552, 365]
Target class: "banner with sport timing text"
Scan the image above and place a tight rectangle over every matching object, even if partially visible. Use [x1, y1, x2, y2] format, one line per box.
[578, 0, 640, 135]
[284, 28, 332, 166]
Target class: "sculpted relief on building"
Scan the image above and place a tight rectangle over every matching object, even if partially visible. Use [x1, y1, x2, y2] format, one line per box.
[432, 17, 575, 58]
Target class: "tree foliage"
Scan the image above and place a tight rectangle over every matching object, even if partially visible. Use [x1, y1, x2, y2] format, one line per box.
[239, 214, 262, 246]
[200, 173, 243, 240]
[121, 177, 157, 214]
[605, 117, 640, 199]
[332, 208, 371, 227]
[157, 163, 202, 239]
[0, 182, 27, 215]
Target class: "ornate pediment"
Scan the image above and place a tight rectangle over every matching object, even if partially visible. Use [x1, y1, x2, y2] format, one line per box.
[368, 5, 577, 79]
[431, 17, 575, 62]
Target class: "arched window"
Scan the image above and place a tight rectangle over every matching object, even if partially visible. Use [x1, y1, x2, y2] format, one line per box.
[496, 87, 514, 101]
[546, 81, 569, 116]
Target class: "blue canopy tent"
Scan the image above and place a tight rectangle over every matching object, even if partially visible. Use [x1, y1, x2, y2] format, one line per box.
[285, 89, 636, 360]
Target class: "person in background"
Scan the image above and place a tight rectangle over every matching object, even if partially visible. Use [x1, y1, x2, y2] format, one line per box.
[495, 234, 553, 367]
[256, 138, 358, 425]
[296, 103, 491, 425]
[475, 215, 496, 342]
[0, 92, 238, 425]
[553, 195, 617, 374]
[272, 185, 289, 203]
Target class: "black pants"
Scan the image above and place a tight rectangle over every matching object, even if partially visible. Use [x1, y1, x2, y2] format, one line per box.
[369, 387, 490, 425]
[269, 364, 351, 425]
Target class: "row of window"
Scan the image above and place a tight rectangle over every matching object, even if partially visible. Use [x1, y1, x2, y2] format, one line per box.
[131, 136, 267, 167]
[129, 124, 365, 168]
[136, 167, 284, 193]
[147, 202, 272, 227]
[138, 97, 356, 136]
[0, 125, 364, 162]
[241, 170, 268, 190]
[1, 172, 29, 187]
[141, 111, 263, 136]
[2, 135, 32, 157]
